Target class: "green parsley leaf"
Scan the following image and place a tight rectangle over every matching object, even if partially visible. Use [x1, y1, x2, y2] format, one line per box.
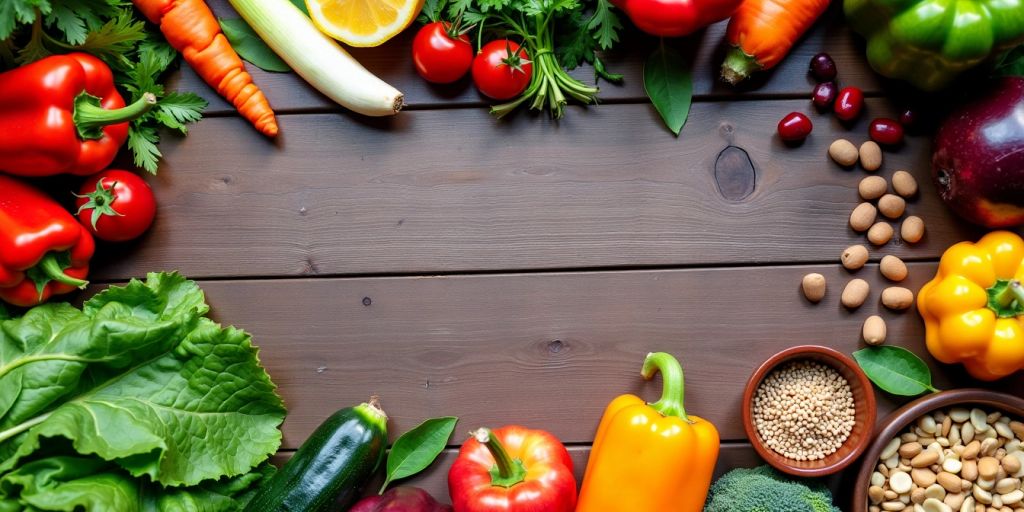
[128, 123, 162, 174]
[46, 3, 88, 45]
[587, 0, 620, 49]
[0, 0, 48, 41]
[76, 12, 147, 69]
[158, 91, 207, 128]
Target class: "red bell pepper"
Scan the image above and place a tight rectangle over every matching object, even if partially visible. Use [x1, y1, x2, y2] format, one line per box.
[448, 426, 576, 512]
[0, 52, 155, 177]
[0, 175, 95, 307]
[612, 0, 743, 37]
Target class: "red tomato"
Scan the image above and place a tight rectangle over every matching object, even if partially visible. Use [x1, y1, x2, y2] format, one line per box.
[75, 169, 156, 242]
[412, 22, 473, 84]
[472, 40, 532, 100]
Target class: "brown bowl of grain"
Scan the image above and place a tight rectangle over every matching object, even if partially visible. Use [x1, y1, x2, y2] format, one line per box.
[743, 345, 877, 477]
[852, 389, 1024, 512]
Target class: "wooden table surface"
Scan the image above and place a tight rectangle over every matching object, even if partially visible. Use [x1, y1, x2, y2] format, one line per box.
[91, 2, 1023, 507]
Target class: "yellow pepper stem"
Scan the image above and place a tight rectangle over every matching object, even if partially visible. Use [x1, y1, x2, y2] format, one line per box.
[472, 427, 527, 488]
[990, 279, 1024, 317]
[641, 352, 689, 421]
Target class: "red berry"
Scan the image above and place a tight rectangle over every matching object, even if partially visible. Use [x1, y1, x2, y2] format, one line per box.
[809, 53, 837, 82]
[778, 112, 813, 142]
[834, 86, 864, 121]
[812, 82, 837, 110]
[898, 108, 917, 128]
[869, 118, 904, 145]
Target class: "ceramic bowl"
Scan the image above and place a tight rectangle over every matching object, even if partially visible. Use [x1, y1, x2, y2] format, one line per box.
[852, 389, 1024, 511]
[742, 345, 877, 477]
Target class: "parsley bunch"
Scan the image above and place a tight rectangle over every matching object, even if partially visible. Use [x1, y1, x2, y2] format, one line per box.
[425, 0, 622, 118]
[1, 0, 206, 173]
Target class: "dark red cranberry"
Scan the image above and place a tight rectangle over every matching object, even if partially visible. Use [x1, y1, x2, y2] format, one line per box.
[812, 81, 837, 110]
[778, 112, 813, 142]
[809, 53, 837, 82]
[898, 108, 917, 128]
[834, 86, 864, 122]
[869, 118, 905, 145]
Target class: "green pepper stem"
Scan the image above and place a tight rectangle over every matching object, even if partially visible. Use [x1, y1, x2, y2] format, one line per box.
[74, 92, 156, 140]
[472, 428, 527, 488]
[994, 280, 1023, 308]
[642, 352, 689, 421]
[36, 253, 87, 289]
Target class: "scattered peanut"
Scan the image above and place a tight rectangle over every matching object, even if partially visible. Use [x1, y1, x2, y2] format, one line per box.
[868, 222, 895, 245]
[860, 140, 883, 171]
[852, 203, 879, 232]
[860, 175, 889, 200]
[863, 315, 887, 345]
[880, 255, 909, 282]
[901, 216, 925, 243]
[802, 273, 827, 302]
[879, 194, 907, 219]
[830, 138, 860, 166]
[843, 244, 870, 270]
[882, 286, 914, 310]
[892, 170, 918, 198]
[843, 279, 871, 309]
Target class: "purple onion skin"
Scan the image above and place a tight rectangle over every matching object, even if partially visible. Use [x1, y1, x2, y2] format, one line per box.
[932, 77, 1024, 228]
[348, 487, 453, 512]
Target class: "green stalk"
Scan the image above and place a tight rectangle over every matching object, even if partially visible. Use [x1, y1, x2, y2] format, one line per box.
[641, 352, 690, 421]
[472, 428, 527, 488]
[0, 412, 51, 444]
[74, 92, 156, 140]
[33, 253, 87, 289]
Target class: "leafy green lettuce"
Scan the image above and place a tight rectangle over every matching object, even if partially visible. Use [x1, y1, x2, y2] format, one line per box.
[0, 273, 285, 511]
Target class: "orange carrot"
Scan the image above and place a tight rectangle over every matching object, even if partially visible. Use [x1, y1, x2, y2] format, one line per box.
[134, 0, 279, 136]
[720, 0, 830, 85]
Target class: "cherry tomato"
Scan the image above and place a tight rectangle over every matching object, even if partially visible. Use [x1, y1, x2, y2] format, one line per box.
[834, 86, 864, 122]
[412, 22, 473, 84]
[778, 112, 813, 142]
[472, 40, 532, 100]
[869, 118, 905, 145]
[75, 169, 156, 242]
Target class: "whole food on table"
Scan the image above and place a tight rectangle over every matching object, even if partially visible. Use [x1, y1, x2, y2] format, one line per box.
[0, 0, 1022, 509]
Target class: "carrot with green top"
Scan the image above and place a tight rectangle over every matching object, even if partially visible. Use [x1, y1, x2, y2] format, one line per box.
[133, 0, 279, 136]
[720, 0, 830, 85]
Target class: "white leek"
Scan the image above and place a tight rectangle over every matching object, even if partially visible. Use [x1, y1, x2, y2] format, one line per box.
[229, 0, 404, 116]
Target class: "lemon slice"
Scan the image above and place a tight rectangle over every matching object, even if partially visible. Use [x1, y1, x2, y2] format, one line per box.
[306, 0, 423, 47]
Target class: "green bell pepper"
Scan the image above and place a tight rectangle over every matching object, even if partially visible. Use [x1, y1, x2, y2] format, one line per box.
[844, 0, 1024, 91]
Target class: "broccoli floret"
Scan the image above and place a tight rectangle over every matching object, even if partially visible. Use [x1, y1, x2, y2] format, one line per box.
[703, 465, 841, 512]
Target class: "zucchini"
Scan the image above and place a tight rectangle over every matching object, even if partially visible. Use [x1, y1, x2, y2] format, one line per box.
[245, 398, 388, 512]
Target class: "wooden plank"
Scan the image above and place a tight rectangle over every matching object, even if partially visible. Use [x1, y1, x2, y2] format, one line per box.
[133, 263, 1021, 449]
[92, 99, 979, 280]
[178, 2, 892, 113]
[269, 443, 776, 504]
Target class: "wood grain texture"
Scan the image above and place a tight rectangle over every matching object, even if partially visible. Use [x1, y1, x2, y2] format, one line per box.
[177, 2, 896, 114]
[91, 98, 979, 280]
[270, 444, 783, 504]
[109, 263, 1018, 451]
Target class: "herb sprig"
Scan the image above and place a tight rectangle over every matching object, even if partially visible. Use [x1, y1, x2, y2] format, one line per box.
[423, 0, 623, 118]
[1, 1, 207, 173]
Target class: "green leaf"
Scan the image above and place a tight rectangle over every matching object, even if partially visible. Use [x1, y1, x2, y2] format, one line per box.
[219, 19, 291, 73]
[0, 0, 47, 41]
[586, 0, 621, 50]
[46, 3, 88, 45]
[381, 416, 458, 491]
[643, 43, 692, 136]
[0, 272, 286, 488]
[0, 456, 275, 511]
[157, 92, 207, 127]
[75, 12, 146, 67]
[994, 44, 1024, 78]
[853, 346, 939, 397]
[128, 123, 161, 174]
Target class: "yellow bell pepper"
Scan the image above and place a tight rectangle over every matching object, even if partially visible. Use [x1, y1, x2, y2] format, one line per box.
[919, 231, 1024, 381]
[577, 352, 720, 512]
